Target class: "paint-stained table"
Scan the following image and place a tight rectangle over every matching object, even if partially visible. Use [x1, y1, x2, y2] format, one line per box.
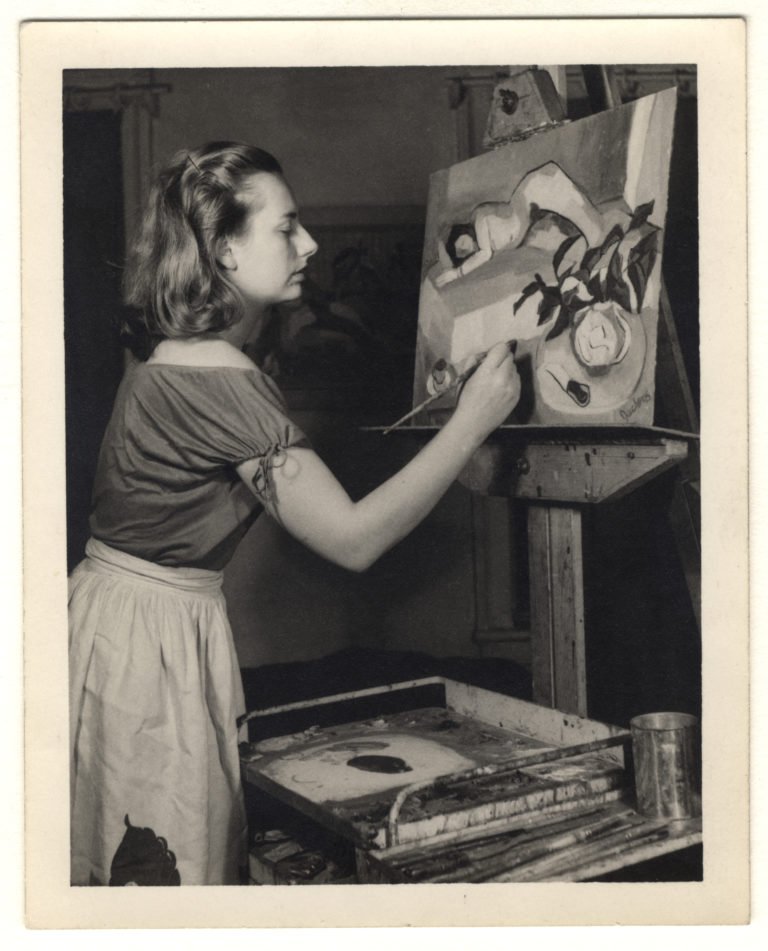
[240, 677, 701, 883]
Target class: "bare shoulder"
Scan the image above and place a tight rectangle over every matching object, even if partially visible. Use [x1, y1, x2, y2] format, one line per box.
[148, 338, 258, 370]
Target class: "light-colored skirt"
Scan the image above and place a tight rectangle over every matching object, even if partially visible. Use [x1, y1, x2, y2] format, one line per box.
[69, 539, 247, 886]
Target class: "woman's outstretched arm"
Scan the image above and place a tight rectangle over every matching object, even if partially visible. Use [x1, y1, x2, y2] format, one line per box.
[237, 342, 520, 571]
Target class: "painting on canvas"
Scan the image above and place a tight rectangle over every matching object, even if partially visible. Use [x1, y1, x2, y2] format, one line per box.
[413, 87, 678, 427]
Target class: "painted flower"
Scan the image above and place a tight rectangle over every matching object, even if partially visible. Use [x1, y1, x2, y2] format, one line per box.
[571, 301, 631, 371]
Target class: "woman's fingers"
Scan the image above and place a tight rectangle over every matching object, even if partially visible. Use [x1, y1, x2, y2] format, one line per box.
[473, 339, 516, 373]
[481, 340, 515, 368]
[456, 340, 521, 435]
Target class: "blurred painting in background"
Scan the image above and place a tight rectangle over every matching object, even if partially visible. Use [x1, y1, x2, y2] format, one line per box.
[245, 231, 424, 418]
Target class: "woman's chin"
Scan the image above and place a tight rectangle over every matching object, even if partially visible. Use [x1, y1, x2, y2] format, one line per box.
[282, 280, 304, 299]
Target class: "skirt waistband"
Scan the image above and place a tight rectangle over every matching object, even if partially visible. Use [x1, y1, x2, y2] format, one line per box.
[83, 538, 224, 595]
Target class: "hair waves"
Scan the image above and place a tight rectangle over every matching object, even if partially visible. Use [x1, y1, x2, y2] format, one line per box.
[121, 142, 282, 358]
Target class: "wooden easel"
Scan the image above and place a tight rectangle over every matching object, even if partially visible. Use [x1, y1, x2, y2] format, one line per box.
[471, 66, 700, 717]
[460, 426, 692, 717]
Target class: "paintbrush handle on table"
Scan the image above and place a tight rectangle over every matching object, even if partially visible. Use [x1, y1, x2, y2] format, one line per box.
[499, 820, 669, 883]
[407, 809, 633, 884]
[382, 339, 518, 435]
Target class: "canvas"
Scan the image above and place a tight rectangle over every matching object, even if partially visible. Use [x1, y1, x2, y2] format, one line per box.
[413, 87, 678, 427]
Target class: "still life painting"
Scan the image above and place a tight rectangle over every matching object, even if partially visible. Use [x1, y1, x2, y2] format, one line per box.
[413, 86, 678, 426]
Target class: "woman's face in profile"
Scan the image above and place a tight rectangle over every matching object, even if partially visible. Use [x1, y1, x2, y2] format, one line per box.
[225, 173, 318, 307]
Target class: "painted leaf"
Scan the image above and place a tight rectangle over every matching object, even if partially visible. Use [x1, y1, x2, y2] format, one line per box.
[627, 261, 648, 312]
[553, 234, 582, 281]
[612, 279, 633, 313]
[560, 274, 590, 304]
[626, 229, 659, 310]
[587, 239, 622, 301]
[544, 307, 572, 342]
[581, 246, 603, 274]
[513, 279, 542, 315]
[597, 223, 625, 257]
[561, 286, 593, 312]
[538, 301, 559, 326]
[537, 287, 562, 326]
[629, 200, 656, 232]
[627, 228, 659, 270]
[607, 247, 633, 312]
[629, 233, 658, 309]
[587, 268, 608, 301]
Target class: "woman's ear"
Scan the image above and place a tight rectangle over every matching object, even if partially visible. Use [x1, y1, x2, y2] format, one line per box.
[216, 240, 237, 271]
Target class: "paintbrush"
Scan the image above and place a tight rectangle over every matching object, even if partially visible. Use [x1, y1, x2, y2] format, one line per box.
[389, 805, 608, 872]
[540, 826, 674, 882]
[501, 821, 670, 883]
[430, 812, 637, 884]
[398, 807, 623, 883]
[382, 339, 518, 435]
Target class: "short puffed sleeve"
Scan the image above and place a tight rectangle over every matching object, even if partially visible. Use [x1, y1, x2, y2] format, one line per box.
[130, 365, 309, 498]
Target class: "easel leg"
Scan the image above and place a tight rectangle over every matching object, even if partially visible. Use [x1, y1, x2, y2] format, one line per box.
[527, 505, 587, 716]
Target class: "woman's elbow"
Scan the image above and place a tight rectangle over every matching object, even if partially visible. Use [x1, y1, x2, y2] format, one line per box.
[325, 536, 383, 573]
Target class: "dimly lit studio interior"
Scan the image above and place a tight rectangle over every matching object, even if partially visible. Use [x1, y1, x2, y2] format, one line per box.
[64, 65, 701, 886]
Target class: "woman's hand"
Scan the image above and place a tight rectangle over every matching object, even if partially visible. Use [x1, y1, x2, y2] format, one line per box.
[434, 267, 459, 288]
[453, 341, 521, 437]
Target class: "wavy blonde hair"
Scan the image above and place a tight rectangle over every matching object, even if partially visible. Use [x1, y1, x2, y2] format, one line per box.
[122, 141, 283, 358]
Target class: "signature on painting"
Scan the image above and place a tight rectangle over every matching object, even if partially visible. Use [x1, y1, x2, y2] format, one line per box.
[620, 392, 652, 421]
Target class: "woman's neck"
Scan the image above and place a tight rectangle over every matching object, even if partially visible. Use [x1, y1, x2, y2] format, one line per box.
[147, 337, 240, 366]
[147, 306, 272, 365]
[219, 305, 271, 349]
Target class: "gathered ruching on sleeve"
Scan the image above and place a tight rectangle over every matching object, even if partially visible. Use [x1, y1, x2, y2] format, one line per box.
[249, 443, 288, 504]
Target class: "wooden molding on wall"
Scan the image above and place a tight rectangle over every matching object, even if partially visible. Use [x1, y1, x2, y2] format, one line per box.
[63, 69, 171, 252]
[566, 64, 697, 101]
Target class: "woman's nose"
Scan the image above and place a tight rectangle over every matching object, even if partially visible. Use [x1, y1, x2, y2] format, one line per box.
[297, 225, 318, 260]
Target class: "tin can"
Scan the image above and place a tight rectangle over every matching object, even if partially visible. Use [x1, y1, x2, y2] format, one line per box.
[630, 712, 701, 819]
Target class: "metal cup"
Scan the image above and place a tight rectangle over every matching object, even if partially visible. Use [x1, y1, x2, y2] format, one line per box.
[630, 712, 701, 819]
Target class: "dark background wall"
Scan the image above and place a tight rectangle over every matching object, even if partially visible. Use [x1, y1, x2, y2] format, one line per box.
[63, 110, 126, 569]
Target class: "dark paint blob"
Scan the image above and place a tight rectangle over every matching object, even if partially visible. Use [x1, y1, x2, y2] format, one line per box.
[347, 755, 413, 774]
[566, 379, 590, 406]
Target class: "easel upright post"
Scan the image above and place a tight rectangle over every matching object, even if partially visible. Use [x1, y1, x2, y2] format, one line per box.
[528, 505, 587, 716]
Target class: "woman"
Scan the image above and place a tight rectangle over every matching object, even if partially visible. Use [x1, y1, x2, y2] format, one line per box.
[68, 142, 521, 886]
[434, 161, 606, 288]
